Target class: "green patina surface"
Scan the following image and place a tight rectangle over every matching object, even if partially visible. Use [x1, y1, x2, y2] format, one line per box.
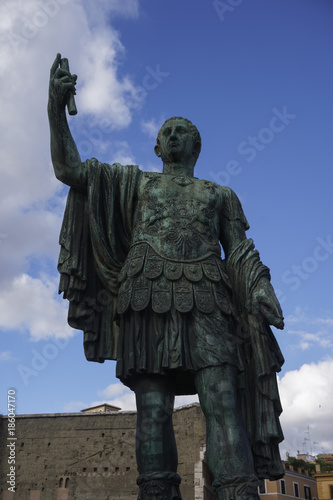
[48, 54, 285, 500]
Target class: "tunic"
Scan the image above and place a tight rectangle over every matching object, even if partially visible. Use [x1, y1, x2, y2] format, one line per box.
[114, 171, 248, 393]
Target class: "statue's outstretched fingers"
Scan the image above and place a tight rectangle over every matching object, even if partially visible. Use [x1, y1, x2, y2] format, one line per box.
[50, 53, 61, 77]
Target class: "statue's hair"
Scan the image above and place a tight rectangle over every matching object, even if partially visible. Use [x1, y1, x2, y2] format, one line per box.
[156, 117, 202, 164]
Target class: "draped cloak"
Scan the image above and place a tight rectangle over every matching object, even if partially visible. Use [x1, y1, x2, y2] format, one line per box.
[58, 159, 141, 361]
[58, 158, 285, 480]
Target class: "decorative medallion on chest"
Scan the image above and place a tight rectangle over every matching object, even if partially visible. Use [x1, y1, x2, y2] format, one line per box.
[171, 176, 194, 187]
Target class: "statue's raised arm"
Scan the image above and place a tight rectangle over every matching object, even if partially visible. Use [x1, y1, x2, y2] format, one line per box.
[48, 53, 85, 188]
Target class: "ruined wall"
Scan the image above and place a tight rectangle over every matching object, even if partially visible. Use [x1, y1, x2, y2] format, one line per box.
[0, 403, 206, 500]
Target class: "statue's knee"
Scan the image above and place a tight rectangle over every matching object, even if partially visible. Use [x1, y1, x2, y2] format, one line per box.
[201, 384, 237, 419]
[196, 366, 238, 420]
[220, 388, 237, 413]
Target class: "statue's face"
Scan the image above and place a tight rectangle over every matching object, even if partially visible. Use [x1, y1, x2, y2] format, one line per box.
[157, 118, 195, 164]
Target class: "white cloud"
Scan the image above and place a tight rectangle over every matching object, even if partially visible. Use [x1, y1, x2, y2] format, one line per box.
[141, 117, 163, 139]
[98, 382, 129, 399]
[0, 273, 73, 340]
[278, 359, 333, 457]
[108, 141, 136, 165]
[299, 341, 310, 351]
[91, 394, 136, 412]
[77, 29, 143, 127]
[94, 383, 135, 410]
[144, 162, 162, 173]
[96, 382, 199, 412]
[0, 0, 142, 208]
[0, 351, 16, 361]
[63, 400, 88, 412]
[0, 204, 64, 283]
[289, 329, 333, 350]
[0, 0, 145, 343]
[285, 308, 333, 352]
[0, 0, 143, 224]
[81, 0, 139, 23]
[175, 394, 199, 407]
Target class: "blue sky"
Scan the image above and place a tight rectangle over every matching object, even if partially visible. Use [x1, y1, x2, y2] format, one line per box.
[0, 0, 332, 458]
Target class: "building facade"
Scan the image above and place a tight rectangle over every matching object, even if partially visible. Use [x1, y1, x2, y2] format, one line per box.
[259, 462, 318, 500]
[314, 472, 333, 500]
[314, 453, 333, 500]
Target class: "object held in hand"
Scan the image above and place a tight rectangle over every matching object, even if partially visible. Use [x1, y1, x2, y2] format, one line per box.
[60, 57, 77, 116]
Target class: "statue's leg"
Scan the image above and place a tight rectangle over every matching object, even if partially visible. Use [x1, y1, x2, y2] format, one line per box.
[195, 365, 259, 500]
[133, 375, 182, 500]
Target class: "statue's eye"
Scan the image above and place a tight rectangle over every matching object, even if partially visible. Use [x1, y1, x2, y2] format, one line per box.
[163, 128, 171, 136]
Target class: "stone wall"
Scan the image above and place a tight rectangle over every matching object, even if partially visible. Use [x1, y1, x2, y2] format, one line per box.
[0, 403, 206, 500]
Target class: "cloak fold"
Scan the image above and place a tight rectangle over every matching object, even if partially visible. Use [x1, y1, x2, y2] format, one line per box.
[58, 159, 140, 362]
[227, 238, 285, 480]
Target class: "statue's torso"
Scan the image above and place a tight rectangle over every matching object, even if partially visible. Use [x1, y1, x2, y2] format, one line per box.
[117, 172, 233, 316]
[131, 172, 222, 261]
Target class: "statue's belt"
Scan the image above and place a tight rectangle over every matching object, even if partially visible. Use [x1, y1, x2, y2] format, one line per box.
[117, 243, 233, 315]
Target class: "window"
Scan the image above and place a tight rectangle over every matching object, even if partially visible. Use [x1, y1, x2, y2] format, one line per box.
[330, 485, 333, 499]
[258, 480, 266, 494]
[280, 479, 286, 495]
[65, 478, 69, 489]
[294, 483, 299, 498]
[304, 485, 311, 500]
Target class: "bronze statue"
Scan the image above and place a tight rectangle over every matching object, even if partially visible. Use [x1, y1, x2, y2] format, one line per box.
[48, 53, 285, 500]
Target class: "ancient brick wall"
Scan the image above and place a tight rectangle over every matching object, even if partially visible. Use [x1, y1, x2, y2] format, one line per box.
[0, 403, 206, 500]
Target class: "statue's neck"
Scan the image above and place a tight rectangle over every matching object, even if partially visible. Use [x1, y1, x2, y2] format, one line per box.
[162, 162, 194, 177]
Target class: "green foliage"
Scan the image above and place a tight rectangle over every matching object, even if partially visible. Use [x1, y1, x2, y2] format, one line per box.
[286, 456, 333, 473]
[316, 459, 333, 473]
[286, 456, 316, 473]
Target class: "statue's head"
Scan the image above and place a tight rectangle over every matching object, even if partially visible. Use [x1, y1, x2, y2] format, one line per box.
[155, 117, 202, 166]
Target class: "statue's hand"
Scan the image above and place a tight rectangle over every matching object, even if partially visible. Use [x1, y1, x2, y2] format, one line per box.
[48, 53, 77, 112]
[251, 279, 284, 330]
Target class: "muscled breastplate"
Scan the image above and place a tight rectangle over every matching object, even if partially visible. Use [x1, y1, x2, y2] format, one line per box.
[117, 173, 233, 316]
[131, 173, 222, 260]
